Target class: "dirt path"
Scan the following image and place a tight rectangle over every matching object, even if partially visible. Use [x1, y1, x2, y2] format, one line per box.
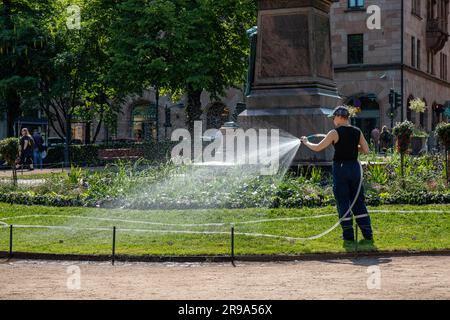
[0, 255, 449, 300]
[0, 168, 67, 177]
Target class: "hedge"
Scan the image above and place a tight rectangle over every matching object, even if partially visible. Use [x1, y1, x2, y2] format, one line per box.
[45, 141, 177, 166]
[0, 190, 448, 209]
[0, 192, 95, 207]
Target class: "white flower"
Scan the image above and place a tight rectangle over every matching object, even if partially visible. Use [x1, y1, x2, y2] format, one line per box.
[409, 98, 427, 113]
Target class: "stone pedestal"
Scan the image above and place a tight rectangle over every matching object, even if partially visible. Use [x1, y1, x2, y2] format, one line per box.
[239, 0, 341, 164]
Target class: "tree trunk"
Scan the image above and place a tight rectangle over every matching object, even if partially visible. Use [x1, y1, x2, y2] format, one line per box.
[3, 2, 21, 138]
[64, 114, 72, 167]
[400, 152, 404, 178]
[92, 115, 103, 144]
[85, 121, 91, 145]
[446, 149, 449, 186]
[185, 86, 203, 134]
[400, 152, 405, 189]
[5, 90, 21, 137]
[12, 167, 17, 187]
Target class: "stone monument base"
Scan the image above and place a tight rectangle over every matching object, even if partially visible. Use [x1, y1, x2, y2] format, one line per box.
[238, 105, 335, 164]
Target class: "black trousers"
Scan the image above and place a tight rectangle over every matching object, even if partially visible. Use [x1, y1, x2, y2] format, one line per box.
[332, 160, 373, 241]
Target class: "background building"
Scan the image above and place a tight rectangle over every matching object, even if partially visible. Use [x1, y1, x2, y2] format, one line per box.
[5, 0, 450, 144]
[76, 87, 246, 144]
[331, 0, 450, 140]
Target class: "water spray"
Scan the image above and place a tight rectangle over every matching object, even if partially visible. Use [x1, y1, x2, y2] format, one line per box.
[0, 133, 444, 248]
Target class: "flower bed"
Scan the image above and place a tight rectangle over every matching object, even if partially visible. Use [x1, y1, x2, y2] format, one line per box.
[0, 153, 448, 209]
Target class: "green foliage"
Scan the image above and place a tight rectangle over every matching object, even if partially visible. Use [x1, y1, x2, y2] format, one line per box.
[0, 137, 19, 164]
[392, 120, 414, 137]
[412, 128, 429, 138]
[68, 165, 84, 185]
[309, 167, 323, 184]
[0, 0, 53, 134]
[0, 137, 19, 184]
[2, 152, 448, 209]
[109, 0, 257, 129]
[0, 0, 122, 147]
[436, 122, 450, 150]
[45, 141, 176, 166]
[367, 163, 388, 185]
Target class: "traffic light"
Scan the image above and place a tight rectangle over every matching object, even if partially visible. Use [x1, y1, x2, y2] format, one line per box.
[394, 92, 402, 110]
[389, 89, 395, 105]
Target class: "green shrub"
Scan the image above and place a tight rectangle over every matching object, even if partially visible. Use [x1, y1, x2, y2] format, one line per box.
[436, 122, 450, 151]
[0, 137, 19, 165]
[367, 163, 388, 185]
[0, 137, 20, 185]
[393, 121, 414, 153]
[0, 153, 448, 209]
[309, 167, 322, 184]
[45, 141, 177, 166]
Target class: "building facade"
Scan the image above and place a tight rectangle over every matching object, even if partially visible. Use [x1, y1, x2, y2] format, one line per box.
[331, 0, 450, 139]
[4, 0, 450, 144]
[73, 87, 246, 144]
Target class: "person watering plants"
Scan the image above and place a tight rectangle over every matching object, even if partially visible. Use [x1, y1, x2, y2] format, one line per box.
[300, 106, 373, 242]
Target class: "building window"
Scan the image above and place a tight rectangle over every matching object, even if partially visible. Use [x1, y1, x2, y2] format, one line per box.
[421, 98, 428, 129]
[417, 39, 421, 69]
[132, 103, 158, 142]
[348, 34, 364, 64]
[412, 0, 421, 16]
[412, 36, 416, 67]
[427, 50, 435, 74]
[427, 0, 435, 20]
[440, 52, 448, 80]
[348, 0, 364, 9]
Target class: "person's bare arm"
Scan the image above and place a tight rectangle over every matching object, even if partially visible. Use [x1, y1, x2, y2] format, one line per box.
[358, 132, 369, 154]
[301, 130, 338, 152]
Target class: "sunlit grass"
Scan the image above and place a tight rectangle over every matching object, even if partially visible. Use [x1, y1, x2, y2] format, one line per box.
[0, 203, 449, 256]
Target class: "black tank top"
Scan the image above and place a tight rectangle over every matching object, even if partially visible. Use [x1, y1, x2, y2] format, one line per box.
[333, 126, 361, 161]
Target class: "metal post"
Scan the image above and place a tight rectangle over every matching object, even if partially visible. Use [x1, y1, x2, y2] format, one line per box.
[112, 226, 116, 266]
[9, 225, 13, 258]
[446, 149, 449, 185]
[231, 226, 236, 267]
[155, 87, 160, 142]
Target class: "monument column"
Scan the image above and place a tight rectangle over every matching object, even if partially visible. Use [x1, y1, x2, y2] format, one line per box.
[239, 0, 341, 164]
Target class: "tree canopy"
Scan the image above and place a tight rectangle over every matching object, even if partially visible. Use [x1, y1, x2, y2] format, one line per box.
[109, 0, 257, 131]
[0, 0, 257, 142]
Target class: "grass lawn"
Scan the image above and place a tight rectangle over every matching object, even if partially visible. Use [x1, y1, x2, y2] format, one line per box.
[0, 203, 449, 256]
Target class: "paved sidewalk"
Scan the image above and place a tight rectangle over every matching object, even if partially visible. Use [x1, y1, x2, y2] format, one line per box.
[0, 255, 449, 299]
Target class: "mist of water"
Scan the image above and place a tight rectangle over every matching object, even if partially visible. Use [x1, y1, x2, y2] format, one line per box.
[116, 127, 301, 210]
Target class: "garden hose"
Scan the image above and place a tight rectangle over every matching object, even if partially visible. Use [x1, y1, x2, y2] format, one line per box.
[292, 133, 365, 241]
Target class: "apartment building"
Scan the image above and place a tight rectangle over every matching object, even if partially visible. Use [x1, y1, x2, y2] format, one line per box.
[331, 0, 450, 138]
